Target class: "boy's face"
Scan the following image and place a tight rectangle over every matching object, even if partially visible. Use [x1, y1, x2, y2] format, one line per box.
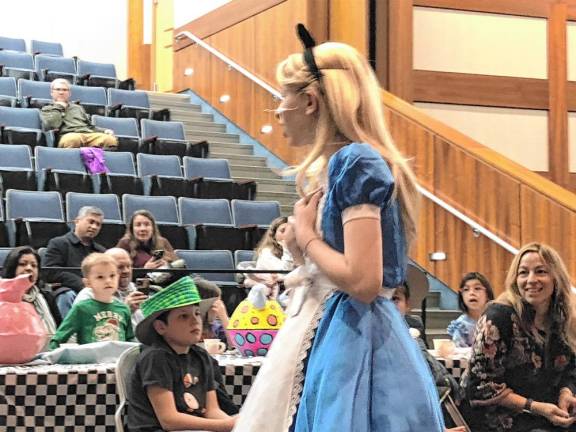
[83, 262, 119, 302]
[153, 305, 203, 352]
[392, 291, 409, 316]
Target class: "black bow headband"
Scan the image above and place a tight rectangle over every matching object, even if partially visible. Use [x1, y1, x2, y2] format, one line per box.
[296, 23, 323, 82]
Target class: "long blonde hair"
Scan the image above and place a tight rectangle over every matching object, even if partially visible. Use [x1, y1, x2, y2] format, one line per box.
[497, 242, 576, 352]
[276, 42, 420, 243]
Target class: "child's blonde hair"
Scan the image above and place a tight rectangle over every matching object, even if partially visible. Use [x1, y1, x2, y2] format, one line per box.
[81, 253, 118, 277]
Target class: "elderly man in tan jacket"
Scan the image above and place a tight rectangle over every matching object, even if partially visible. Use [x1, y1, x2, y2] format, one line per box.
[40, 78, 118, 150]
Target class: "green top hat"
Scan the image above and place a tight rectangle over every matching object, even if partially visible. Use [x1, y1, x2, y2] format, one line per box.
[136, 276, 213, 345]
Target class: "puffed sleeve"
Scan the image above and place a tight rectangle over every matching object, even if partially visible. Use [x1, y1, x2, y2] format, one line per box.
[330, 144, 395, 212]
[463, 304, 513, 406]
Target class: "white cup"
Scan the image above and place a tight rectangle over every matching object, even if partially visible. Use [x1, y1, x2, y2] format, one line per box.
[204, 339, 226, 355]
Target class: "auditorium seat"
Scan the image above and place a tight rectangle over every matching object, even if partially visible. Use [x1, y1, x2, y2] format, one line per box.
[77, 59, 135, 90]
[179, 197, 249, 251]
[122, 194, 188, 250]
[0, 77, 17, 107]
[0, 36, 26, 53]
[0, 51, 35, 80]
[18, 80, 52, 108]
[92, 115, 142, 154]
[5, 189, 68, 248]
[35, 146, 94, 194]
[141, 119, 208, 159]
[35, 55, 77, 83]
[137, 153, 197, 198]
[108, 88, 169, 122]
[0, 144, 36, 197]
[70, 85, 107, 116]
[0, 106, 55, 147]
[100, 151, 144, 196]
[183, 157, 256, 200]
[31, 40, 64, 57]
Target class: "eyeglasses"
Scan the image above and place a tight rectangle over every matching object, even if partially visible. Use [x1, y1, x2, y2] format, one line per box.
[265, 106, 299, 120]
[53, 87, 69, 92]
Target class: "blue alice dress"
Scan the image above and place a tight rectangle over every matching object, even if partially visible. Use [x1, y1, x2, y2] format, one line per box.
[233, 143, 444, 432]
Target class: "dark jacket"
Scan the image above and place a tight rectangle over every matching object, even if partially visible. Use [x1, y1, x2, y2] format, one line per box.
[44, 231, 106, 292]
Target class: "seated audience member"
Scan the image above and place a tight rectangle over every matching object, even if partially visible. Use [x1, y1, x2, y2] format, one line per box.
[44, 206, 106, 317]
[461, 242, 576, 432]
[49, 253, 134, 348]
[74, 248, 147, 326]
[40, 78, 117, 150]
[242, 216, 294, 299]
[127, 276, 237, 432]
[202, 295, 230, 347]
[116, 209, 177, 270]
[117, 209, 221, 294]
[1, 246, 62, 342]
[447, 272, 494, 348]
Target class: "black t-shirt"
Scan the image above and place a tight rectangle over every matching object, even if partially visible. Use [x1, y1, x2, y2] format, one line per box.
[127, 339, 216, 432]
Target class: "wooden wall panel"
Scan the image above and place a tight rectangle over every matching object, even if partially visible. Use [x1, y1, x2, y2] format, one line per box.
[433, 204, 513, 295]
[386, 109, 435, 189]
[127, 0, 151, 90]
[414, 0, 576, 19]
[173, 0, 285, 51]
[548, 3, 570, 188]
[433, 137, 522, 245]
[519, 187, 576, 284]
[413, 71, 549, 110]
[388, 0, 413, 101]
[329, 0, 369, 56]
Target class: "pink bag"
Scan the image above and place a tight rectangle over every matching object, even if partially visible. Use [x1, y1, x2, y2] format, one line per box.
[80, 147, 109, 174]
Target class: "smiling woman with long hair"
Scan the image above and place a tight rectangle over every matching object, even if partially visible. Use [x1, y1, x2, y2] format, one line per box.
[462, 242, 576, 432]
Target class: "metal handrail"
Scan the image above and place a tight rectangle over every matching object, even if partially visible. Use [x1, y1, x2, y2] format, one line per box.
[174, 31, 519, 257]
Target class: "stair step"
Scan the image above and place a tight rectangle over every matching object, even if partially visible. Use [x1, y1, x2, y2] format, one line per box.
[186, 132, 240, 143]
[230, 165, 281, 180]
[209, 142, 254, 156]
[146, 91, 190, 99]
[181, 121, 226, 133]
[414, 308, 460, 329]
[170, 112, 215, 122]
[210, 152, 267, 166]
[235, 177, 296, 193]
[280, 204, 292, 217]
[148, 100, 201, 110]
[256, 191, 298, 206]
[426, 291, 441, 309]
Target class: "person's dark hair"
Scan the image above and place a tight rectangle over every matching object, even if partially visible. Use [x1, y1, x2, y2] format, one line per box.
[124, 209, 164, 259]
[395, 282, 410, 301]
[457, 272, 495, 313]
[2, 246, 40, 280]
[155, 310, 170, 324]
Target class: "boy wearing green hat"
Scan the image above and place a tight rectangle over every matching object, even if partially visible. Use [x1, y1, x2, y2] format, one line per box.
[127, 276, 237, 432]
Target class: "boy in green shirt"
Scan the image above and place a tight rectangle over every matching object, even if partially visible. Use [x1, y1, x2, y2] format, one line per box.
[50, 253, 134, 348]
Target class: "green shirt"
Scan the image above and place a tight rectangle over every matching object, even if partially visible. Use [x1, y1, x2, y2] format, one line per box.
[40, 103, 98, 134]
[49, 298, 134, 349]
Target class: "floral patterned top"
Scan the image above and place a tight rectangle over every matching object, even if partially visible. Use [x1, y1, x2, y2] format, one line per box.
[461, 303, 576, 432]
[447, 313, 477, 348]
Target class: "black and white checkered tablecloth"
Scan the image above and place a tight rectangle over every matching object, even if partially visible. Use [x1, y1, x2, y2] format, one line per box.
[436, 356, 469, 380]
[0, 356, 262, 431]
[0, 363, 118, 432]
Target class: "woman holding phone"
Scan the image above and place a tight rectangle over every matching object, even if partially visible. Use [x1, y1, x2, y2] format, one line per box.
[116, 209, 177, 269]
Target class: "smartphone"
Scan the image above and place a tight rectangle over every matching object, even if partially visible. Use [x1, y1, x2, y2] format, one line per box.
[136, 278, 151, 296]
[152, 250, 165, 260]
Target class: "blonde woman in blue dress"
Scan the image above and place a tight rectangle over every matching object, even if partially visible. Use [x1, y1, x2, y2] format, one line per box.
[233, 26, 444, 432]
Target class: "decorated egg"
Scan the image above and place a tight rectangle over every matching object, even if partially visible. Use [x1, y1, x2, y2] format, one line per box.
[227, 284, 285, 357]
